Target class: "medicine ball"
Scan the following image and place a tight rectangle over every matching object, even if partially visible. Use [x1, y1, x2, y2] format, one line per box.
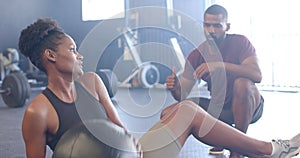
[52, 119, 140, 158]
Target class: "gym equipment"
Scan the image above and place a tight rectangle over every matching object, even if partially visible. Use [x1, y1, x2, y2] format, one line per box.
[0, 61, 4, 81]
[120, 62, 160, 88]
[96, 69, 118, 98]
[96, 33, 163, 97]
[0, 72, 30, 108]
[119, 28, 160, 88]
[0, 48, 21, 76]
[94, 29, 191, 98]
[53, 119, 139, 158]
[22, 54, 48, 87]
[135, 63, 160, 88]
[96, 63, 166, 98]
[114, 28, 189, 88]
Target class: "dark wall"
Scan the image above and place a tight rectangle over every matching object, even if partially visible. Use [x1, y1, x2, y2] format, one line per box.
[0, 0, 206, 67]
[174, 0, 205, 22]
[0, 0, 49, 51]
[0, 0, 99, 52]
[48, 0, 100, 46]
[1, 0, 206, 84]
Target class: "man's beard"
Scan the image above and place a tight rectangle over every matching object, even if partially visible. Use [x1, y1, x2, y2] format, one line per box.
[211, 34, 224, 45]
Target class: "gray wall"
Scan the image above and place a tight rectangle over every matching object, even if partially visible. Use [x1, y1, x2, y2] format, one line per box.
[0, 0, 99, 52]
[0, 0, 205, 51]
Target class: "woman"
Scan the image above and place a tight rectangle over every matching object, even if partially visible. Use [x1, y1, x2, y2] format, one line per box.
[20, 18, 126, 158]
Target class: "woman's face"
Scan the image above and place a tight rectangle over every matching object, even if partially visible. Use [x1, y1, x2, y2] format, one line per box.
[53, 34, 84, 79]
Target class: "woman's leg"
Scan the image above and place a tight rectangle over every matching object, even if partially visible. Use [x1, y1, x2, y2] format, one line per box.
[160, 100, 271, 157]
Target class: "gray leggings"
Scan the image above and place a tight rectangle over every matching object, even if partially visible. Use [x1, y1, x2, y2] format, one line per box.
[139, 120, 182, 158]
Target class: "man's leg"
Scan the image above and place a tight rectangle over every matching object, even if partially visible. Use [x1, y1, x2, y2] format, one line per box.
[230, 78, 262, 157]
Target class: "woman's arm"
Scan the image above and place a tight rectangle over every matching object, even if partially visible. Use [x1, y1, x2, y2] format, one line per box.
[78, 72, 126, 129]
[22, 99, 49, 158]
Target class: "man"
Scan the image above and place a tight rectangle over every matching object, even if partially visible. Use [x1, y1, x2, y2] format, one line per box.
[166, 4, 264, 158]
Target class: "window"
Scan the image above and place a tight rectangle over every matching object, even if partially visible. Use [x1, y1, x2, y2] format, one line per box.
[209, 0, 300, 90]
[82, 0, 125, 21]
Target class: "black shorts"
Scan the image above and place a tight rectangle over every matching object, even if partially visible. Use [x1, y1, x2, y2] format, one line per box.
[188, 96, 264, 125]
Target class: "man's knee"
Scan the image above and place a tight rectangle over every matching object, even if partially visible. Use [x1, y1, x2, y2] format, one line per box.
[233, 78, 260, 102]
[233, 78, 254, 97]
[232, 78, 262, 122]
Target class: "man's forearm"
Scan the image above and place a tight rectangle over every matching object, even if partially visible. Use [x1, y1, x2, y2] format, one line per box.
[170, 86, 182, 101]
[170, 85, 191, 101]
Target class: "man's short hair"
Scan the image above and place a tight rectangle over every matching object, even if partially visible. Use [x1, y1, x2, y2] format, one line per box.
[204, 4, 228, 21]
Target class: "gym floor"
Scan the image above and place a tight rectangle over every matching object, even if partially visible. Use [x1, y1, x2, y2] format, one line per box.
[1, 86, 300, 158]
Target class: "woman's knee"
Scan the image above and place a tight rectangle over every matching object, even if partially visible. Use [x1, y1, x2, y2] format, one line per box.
[178, 100, 207, 116]
[160, 100, 204, 119]
[160, 103, 178, 119]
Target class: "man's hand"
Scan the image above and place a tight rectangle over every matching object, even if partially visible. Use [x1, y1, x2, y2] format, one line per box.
[193, 62, 224, 80]
[166, 67, 178, 91]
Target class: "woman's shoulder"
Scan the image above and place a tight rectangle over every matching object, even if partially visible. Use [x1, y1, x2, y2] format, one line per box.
[23, 93, 54, 125]
[76, 72, 100, 85]
[78, 71, 99, 81]
[77, 71, 101, 85]
[25, 94, 51, 113]
[76, 72, 102, 98]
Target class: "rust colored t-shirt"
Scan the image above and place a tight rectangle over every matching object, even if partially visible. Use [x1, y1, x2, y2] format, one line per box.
[182, 34, 256, 108]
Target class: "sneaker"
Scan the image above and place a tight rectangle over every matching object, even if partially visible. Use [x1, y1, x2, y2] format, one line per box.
[266, 133, 300, 158]
[209, 147, 225, 155]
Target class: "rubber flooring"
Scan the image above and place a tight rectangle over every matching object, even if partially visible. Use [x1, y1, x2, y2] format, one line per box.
[1, 87, 300, 158]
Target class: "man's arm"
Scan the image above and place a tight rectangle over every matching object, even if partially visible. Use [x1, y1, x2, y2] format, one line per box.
[166, 67, 196, 101]
[194, 55, 262, 83]
[175, 76, 196, 101]
[224, 55, 262, 83]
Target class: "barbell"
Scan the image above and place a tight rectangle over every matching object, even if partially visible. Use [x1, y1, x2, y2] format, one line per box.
[0, 66, 161, 106]
[0, 72, 30, 108]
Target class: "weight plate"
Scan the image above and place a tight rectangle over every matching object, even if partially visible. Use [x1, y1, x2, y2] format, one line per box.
[13, 72, 30, 99]
[0, 61, 5, 81]
[1, 73, 26, 108]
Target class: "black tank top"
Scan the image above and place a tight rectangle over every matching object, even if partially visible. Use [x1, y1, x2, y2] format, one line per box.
[44, 81, 108, 150]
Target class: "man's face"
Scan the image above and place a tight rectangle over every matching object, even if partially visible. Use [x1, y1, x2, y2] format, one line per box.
[203, 13, 229, 42]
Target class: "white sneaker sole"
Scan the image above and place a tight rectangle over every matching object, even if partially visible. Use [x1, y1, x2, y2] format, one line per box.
[209, 149, 225, 155]
[284, 146, 300, 158]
